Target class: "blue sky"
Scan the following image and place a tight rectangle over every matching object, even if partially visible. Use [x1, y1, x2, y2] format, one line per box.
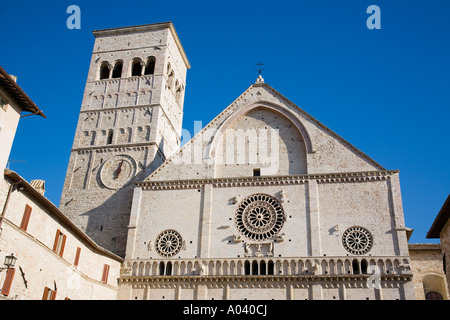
[1, 0, 449, 243]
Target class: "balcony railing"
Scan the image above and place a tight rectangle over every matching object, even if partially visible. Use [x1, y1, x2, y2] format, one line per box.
[121, 256, 412, 278]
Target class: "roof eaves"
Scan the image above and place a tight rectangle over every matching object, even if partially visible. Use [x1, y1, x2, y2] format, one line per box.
[3, 169, 123, 263]
[427, 193, 450, 239]
[0, 65, 46, 118]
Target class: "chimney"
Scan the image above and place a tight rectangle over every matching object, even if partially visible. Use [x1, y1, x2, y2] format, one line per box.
[30, 179, 45, 195]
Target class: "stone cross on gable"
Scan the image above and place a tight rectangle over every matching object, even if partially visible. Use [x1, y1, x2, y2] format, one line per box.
[255, 62, 265, 83]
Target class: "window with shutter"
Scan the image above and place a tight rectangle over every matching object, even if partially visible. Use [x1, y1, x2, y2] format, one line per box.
[102, 264, 110, 284]
[74, 247, 81, 267]
[1, 268, 15, 296]
[42, 287, 57, 300]
[20, 204, 32, 231]
[52, 230, 67, 258]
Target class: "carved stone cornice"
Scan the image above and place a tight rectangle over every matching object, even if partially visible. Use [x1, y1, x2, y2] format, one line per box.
[73, 142, 154, 154]
[136, 170, 399, 191]
[80, 103, 156, 114]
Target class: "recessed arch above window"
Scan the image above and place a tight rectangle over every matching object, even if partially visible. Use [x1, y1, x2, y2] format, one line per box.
[207, 101, 314, 160]
[422, 274, 448, 300]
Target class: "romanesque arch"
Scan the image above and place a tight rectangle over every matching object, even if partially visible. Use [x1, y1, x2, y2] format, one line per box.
[207, 101, 313, 159]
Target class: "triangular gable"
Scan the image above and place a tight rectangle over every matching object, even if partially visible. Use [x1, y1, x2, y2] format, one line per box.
[143, 78, 385, 182]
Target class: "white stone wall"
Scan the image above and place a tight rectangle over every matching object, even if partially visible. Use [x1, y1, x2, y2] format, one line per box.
[129, 175, 406, 261]
[118, 281, 413, 300]
[0, 87, 21, 173]
[146, 83, 383, 183]
[119, 76, 414, 300]
[215, 107, 307, 177]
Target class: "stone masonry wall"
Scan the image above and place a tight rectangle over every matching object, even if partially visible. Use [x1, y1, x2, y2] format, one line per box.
[0, 176, 121, 300]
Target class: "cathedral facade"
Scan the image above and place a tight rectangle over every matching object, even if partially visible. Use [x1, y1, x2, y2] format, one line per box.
[60, 22, 415, 300]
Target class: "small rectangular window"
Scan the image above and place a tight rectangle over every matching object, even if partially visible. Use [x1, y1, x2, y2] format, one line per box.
[106, 130, 113, 145]
[443, 253, 446, 274]
[74, 247, 81, 267]
[52, 230, 67, 258]
[253, 169, 261, 177]
[20, 204, 32, 231]
[102, 264, 110, 284]
[1, 268, 15, 296]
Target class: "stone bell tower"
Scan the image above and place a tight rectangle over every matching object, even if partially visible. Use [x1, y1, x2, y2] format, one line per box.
[59, 22, 190, 257]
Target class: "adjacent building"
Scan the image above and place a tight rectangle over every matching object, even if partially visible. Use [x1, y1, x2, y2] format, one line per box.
[408, 243, 448, 300]
[0, 65, 123, 300]
[423, 193, 450, 299]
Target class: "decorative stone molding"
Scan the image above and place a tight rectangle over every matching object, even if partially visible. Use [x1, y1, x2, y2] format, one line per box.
[244, 242, 274, 257]
[230, 195, 240, 204]
[74, 143, 153, 153]
[136, 170, 399, 191]
[231, 234, 242, 243]
[80, 103, 157, 114]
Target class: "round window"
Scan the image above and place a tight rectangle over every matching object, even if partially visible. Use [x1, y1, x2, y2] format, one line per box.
[155, 229, 183, 258]
[235, 194, 285, 241]
[342, 226, 373, 255]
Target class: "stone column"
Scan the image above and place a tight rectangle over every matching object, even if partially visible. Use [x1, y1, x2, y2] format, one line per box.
[311, 283, 323, 300]
[387, 174, 409, 256]
[124, 187, 142, 259]
[198, 184, 213, 258]
[339, 283, 347, 300]
[224, 283, 230, 300]
[307, 180, 321, 256]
